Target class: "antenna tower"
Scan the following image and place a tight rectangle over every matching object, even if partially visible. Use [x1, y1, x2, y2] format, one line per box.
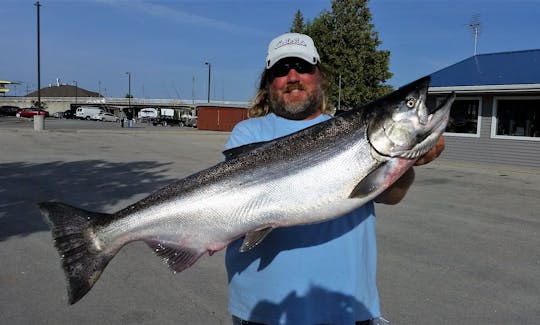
[468, 14, 481, 56]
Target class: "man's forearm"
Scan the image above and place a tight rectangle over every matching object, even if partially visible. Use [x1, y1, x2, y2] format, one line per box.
[374, 168, 415, 205]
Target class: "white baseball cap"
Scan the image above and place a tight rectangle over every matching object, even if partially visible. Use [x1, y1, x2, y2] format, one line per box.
[266, 33, 320, 69]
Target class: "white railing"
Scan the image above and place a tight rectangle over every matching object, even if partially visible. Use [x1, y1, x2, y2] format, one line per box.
[0, 96, 250, 108]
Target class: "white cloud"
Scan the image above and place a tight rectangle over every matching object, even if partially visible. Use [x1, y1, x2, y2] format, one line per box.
[95, 0, 265, 35]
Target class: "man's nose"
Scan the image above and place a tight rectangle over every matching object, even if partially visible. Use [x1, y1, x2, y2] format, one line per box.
[286, 68, 300, 82]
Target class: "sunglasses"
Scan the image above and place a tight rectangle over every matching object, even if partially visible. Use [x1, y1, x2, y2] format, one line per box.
[270, 59, 317, 77]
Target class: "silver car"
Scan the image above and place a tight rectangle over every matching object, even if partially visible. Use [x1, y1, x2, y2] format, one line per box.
[92, 112, 119, 122]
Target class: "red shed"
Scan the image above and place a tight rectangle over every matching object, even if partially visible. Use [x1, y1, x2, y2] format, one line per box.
[196, 105, 248, 131]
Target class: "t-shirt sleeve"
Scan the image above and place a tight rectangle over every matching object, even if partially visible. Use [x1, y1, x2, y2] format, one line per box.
[224, 120, 258, 150]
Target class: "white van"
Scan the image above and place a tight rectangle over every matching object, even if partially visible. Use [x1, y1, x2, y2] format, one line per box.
[76, 106, 103, 120]
[138, 108, 158, 120]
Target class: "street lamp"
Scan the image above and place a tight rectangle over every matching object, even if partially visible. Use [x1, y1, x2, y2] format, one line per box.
[126, 72, 131, 108]
[34, 0, 44, 131]
[125, 72, 132, 128]
[73, 80, 78, 108]
[205, 62, 211, 103]
[35, 1, 41, 110]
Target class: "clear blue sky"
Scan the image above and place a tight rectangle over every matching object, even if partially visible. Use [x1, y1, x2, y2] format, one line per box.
[2, 0, 539, 101]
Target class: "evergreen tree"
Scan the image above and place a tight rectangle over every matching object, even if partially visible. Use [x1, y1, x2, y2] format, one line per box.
[290, 10, 306, 33]
[294, 0, 393, 110]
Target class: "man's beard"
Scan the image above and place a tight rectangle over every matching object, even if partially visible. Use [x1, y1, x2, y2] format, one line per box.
[270, 83, 323, 120]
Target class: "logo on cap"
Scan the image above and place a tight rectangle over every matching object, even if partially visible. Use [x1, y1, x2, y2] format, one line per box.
[274, 37, 308, 50]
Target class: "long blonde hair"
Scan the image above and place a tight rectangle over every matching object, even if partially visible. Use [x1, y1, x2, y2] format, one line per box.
[248, 65, 333, 118]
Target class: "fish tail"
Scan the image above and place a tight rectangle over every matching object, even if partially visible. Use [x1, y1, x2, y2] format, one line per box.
[38, 202, 114, 304]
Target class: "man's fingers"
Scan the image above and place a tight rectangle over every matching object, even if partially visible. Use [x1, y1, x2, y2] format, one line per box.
[415, 136, 445, 166]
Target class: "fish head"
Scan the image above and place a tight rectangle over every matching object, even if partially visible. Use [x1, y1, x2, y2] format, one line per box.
[367, 76, 455, 160]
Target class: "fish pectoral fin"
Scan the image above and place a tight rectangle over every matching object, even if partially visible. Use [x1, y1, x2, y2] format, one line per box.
[240, 227, 273, 252]
[349, 162, 396, 198]
[146, 241, 204, 273]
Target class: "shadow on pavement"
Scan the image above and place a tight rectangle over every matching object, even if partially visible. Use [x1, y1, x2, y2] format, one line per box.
[0, 160, 175, 241]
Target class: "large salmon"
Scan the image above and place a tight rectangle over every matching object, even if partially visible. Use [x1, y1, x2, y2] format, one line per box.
[39, 76, 454, 304]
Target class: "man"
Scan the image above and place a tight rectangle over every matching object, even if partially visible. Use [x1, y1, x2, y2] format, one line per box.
[224, 33, 444, 325]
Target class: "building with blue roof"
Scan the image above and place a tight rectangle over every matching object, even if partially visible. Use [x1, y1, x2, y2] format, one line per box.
[427, 49, 540, 167]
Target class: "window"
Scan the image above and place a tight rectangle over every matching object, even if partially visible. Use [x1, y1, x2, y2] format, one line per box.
[494, 97, 539, 139]
[443, 98, 481, 136]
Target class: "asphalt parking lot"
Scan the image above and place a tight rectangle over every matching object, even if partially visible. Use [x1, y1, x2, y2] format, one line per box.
[1, 117, 539, 324]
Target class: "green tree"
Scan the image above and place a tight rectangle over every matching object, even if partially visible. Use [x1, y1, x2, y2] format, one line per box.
[296, 0, 393, 110]
[32, 100, 47, 109]
[290, 10, 306, 33]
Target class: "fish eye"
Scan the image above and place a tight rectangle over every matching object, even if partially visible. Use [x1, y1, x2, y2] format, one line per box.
[406, 98, 416, 108]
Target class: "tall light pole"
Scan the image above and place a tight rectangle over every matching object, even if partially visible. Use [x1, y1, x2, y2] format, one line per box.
[35, 1, 41, 109]
[192, 76, 195, 105]
[34, 1, 44, 131]
[73, 80, 78, 108]
[126, 72, 131, 108]
[205, 62, 211, 103]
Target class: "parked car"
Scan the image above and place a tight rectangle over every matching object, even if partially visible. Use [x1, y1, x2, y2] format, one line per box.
[0, 105, 20, 116]
[63, 110, 75, 119]
[16, 108, 49, 118]
[92, 112, 119, 122]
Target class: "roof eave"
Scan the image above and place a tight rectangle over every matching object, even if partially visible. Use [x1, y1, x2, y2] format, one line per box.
[429, 83, 540, 94]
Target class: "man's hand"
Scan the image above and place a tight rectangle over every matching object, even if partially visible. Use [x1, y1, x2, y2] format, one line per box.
[375, 136, 445, 205]
[415, 136, 445, 166]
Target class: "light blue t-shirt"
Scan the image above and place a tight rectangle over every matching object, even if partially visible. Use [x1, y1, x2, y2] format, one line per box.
[224, 113, 380, 325]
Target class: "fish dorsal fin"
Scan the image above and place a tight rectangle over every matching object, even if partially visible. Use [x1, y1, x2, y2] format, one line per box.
[239, 227, 273, 252]
[222, 141, 269, 161]
[145, 241, 204, 273]
[349, 162, 396, 198]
